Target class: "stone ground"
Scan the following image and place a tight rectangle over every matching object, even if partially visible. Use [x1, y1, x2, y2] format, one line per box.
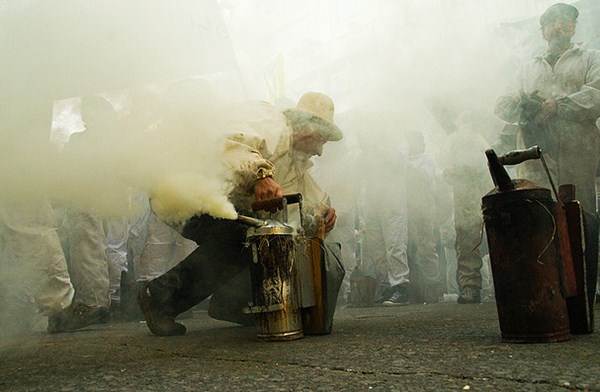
[0, 303, 598, 391]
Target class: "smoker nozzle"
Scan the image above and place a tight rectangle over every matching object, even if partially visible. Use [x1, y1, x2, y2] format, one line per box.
[237, 214, 268, 227]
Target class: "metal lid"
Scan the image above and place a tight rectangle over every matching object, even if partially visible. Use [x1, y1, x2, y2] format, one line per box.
[246, 219, 296, 238]
[482, 179, 553, 209]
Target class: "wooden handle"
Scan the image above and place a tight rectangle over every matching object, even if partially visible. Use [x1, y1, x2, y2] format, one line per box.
[251, 193, 303, 212]
[498, 146, 541, 166]
[251, 197, 285, 212]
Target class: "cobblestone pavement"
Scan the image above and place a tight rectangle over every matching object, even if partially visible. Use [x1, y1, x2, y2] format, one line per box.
[1, 303, 598, 391]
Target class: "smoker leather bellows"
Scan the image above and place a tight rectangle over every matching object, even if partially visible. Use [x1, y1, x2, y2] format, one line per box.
[483, 147, 570, 343]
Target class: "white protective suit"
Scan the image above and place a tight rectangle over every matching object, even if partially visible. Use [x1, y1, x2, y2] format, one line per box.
[439, 126, 492, 292]
[358, 145, 409, 289]
[58, 110, 117, 309]
[406, 152, 442, 300]
[496, 44, 600, 212]
[0, 201, 74, 319]
[104, 217, 129, 302]
[270, 131, 330, 217]
[213, 107, 332, 227]
[63, 208, 111, 308]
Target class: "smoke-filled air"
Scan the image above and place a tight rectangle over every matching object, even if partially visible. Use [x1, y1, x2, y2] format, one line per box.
[1, 0, 586, 219]
[2, 0, 600, 390]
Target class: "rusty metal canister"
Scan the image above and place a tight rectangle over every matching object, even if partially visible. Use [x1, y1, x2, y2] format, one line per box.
[482, 180, 570, 343]
[245, 221, 304, 341]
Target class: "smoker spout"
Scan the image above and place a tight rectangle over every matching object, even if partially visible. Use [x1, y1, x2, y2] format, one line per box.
[237, 214, 268, 227]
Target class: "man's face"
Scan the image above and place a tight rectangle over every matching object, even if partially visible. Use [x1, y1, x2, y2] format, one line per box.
[542, 17, 576, 46]
[292, 130, 328, 157]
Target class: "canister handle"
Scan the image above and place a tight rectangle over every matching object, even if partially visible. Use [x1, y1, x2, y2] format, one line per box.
[490, 145, 559, 202]
[251, 193, 304, 228]
[497, 146, 541, 166]
[251, 193, 301, 211]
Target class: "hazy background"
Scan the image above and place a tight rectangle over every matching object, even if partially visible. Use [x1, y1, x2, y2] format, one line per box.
[1, 0, 590, 215]
[2, 0, 599, 338]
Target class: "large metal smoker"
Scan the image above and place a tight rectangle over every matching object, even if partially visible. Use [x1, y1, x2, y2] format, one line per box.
[483, 146, 598, 343]
[238, 193, 343, 341]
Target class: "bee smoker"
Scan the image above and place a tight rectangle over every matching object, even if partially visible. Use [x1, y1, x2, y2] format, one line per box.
[483, 146, 573, 343]
[238, 193, 344, 341]
[238, 194, 305, 341]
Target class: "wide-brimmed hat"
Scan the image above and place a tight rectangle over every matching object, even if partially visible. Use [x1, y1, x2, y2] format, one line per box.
[284, 92, 343, 141]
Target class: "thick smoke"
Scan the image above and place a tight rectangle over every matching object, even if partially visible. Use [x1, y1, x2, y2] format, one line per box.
[1, 82, 245, 222]
[0, 1, 251, 223]
[0, 0, 573, 220]
[0, 0, 585, 337]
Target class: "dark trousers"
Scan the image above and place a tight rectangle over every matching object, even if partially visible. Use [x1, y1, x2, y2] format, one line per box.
[147, 215, 250, 318]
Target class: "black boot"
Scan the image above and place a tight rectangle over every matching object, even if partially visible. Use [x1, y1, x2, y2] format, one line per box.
[47, 303, 109, 333]
[137, 283, 186, 336]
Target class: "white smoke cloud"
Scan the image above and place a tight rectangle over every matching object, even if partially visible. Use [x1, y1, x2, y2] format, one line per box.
[0, 0, 584, 340]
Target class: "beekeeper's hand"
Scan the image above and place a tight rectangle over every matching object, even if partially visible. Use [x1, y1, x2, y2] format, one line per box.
[324, 207, 337, 233]
[254, 177, 284, 201]
[535, 98, 557, 124]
